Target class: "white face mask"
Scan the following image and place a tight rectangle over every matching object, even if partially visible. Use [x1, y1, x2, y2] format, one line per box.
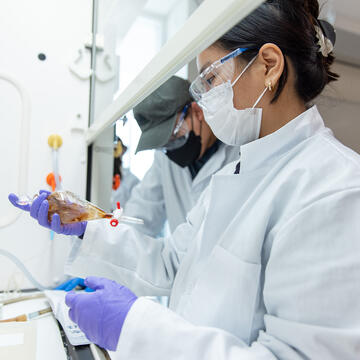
[198, 60, 268, 147]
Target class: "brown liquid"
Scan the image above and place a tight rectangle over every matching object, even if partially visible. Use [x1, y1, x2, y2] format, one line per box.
[46, 192, 112, 224]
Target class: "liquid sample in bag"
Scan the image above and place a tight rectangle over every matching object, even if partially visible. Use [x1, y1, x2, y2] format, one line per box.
[46, 191, 113, 224]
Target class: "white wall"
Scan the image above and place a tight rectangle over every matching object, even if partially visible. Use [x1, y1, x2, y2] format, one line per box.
[317, 62, 360, 154]
[0, 0, 92, 290]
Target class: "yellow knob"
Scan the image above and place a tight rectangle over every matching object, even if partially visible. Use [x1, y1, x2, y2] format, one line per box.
[48, 134, 63, 150]
[114, 141, 123, 158]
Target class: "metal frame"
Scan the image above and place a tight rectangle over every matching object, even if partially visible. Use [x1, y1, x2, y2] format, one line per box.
[85, 0, 99, 200]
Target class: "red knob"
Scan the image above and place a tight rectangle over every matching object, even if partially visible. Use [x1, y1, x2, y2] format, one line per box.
[110, 219, 119, 227]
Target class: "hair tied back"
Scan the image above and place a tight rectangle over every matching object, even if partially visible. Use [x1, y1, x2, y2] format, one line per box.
[315, 19, 336, 57]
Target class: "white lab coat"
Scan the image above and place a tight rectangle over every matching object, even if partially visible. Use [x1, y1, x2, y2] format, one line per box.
[67, 106, 360, 359]
[110, 168, 139, 209]
[123, 144, 240, 236]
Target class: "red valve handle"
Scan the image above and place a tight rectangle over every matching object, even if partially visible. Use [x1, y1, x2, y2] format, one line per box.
[110, 219, 119, 227]
[110, 203, 122, 227]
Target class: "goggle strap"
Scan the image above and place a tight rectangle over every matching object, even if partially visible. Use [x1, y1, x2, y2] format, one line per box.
[220, 47, 248, 63]
[231, 56, 257, 86]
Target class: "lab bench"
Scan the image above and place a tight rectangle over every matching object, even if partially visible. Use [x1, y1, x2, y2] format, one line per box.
[0, 291, 109, 360]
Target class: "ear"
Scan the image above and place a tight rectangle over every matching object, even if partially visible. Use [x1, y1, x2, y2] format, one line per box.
[258, 43, 284, 90]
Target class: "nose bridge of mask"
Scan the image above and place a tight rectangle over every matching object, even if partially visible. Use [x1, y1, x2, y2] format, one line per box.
[199, 81, 233, 115]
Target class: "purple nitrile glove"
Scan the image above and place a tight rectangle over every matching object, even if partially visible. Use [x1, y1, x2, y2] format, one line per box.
[8, 190, 87, 237]
[65, 277, 137, 351]
[55, 277, 94, 292]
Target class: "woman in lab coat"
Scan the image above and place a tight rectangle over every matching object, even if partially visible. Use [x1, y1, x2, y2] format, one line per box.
[20, 0, 360, 358]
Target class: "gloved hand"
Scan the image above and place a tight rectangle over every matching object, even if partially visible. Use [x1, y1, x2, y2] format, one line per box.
[65, 277, 137, 351]
[55, 277, 94, 292]
[8, 190, 87, 237]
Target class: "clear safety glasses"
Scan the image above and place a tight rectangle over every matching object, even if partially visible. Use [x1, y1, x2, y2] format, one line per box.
[189, 47, 249, 102]
[162, 104, 191, 151]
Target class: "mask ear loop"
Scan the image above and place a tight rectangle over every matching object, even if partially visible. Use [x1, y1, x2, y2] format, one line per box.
[252, 87, 268, 109]
[231, 56, 258, 86]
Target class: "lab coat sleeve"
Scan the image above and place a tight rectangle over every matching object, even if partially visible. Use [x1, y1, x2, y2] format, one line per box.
[110, 297, 276, 360]
[65, 188, 208, 297]
[122, 151, 167, 237]
[109, 189, 360, 360]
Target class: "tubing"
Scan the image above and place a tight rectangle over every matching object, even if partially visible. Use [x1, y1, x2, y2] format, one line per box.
[0, 249, 48, 291]
[52, 149, 62, 191]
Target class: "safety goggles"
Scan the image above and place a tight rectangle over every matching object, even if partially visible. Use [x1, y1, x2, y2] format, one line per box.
[162, 104, 191, 151]
[189, 47, 249, 102]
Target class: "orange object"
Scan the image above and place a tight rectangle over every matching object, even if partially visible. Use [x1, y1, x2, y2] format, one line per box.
[112, 174, 121, 190]
[0, 314, 27, 323]
[46, 172, 62, 191]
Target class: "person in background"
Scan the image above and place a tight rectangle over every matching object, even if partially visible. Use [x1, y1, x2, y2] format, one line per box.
[122, 75, 240, 237]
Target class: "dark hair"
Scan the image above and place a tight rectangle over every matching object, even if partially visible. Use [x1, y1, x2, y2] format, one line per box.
[215, 0, 339, 103]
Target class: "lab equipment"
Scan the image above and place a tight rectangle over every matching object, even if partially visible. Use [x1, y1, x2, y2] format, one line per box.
[0, 293, 45, 306]
[65, 277, 137, 351]
[110, 202, 143, 227]
[10, 190, 143, 226]
[48, 134, 63, 191]
[0, 249, 48, 290]
[15, 191, 112, 224]
[0, 307, 51, 323]
[66, 107, 360, 359]
[9, 191, 87, 236]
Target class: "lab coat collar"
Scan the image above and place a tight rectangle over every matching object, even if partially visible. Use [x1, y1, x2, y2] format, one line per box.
[239, 106, 325, 173]
[192, 142, 239, 188]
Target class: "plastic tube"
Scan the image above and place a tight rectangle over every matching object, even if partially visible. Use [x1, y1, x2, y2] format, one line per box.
[52, 149, 62, 191]
[0, 249, 48, 291]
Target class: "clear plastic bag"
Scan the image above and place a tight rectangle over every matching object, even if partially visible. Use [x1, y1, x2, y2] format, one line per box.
[17, 191, 143, 226]
[45, 191, 112, 224]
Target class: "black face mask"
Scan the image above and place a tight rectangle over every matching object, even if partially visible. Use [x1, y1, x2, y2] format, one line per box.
[166, 131, 201, 168]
